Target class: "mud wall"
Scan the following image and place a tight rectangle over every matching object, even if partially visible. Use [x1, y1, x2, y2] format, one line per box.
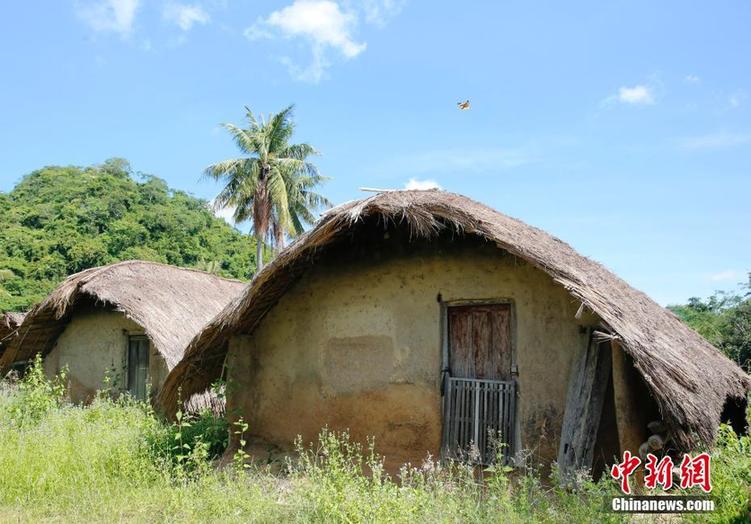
[43, 308, 168, 403]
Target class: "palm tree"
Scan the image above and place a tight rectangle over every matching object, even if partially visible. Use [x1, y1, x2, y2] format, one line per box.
[205, 105, 327, 273]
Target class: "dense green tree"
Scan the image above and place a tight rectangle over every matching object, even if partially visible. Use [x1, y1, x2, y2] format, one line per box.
[0, 160, 256, 312]
[669, 274, 751, 372]
[204, 105, 327, 271]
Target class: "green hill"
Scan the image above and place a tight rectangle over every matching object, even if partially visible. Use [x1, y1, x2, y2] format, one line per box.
[0, 159, 256, 312]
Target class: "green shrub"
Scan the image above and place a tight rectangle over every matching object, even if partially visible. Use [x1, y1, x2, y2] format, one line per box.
[688, 424, 751, 523]
[0, 354, 67, 427]
[148, 408, 229, 469]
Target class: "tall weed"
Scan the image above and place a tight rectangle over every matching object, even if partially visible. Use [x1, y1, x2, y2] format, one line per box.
[0, 363, 748, 522]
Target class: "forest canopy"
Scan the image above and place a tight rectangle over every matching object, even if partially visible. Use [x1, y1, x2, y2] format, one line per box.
[0, 159, 256, 312]
[669, 276, 751, 373]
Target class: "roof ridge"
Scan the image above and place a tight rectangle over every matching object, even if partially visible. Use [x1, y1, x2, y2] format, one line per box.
[76, 259, 248, 285]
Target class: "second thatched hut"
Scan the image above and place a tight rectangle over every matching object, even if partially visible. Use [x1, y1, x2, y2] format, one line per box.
[0, 260, 246, 404]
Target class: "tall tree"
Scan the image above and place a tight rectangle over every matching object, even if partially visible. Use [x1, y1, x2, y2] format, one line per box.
[205, 105, 327, 272]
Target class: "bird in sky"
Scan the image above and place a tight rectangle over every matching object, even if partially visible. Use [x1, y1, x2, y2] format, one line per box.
[457, 100, 471, 110]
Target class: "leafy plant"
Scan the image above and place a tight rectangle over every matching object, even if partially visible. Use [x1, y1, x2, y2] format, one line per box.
[232, 418, 251, 471]
[2, 354, 67, 426]
[149, 408, 229, 473]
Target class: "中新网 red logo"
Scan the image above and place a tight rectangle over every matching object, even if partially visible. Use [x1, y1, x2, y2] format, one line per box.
[610, 451, 711, 494]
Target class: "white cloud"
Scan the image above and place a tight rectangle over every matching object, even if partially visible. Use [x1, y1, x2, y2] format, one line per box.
[163, 2, 210, 31]
[404, 178, 441, 190]
[709, 270, 742, 282]
[247, 0, 365, 57]
[678, 132, 751, 151]
[361, 0, 405, 26]
[684, 74, 701, 84]
[245, 0, 366, 82]
[75, 0, 140, 36]
[615, 85, 654, 105]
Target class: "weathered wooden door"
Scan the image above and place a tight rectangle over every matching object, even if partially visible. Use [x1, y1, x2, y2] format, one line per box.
[442, 303, 515, 464]
[127, 336, 149, 400]
[448, 304, 512, 380]
[557, 334, 612, 483]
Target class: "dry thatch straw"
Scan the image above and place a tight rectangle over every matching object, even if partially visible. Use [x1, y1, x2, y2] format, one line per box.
[158, 190, 750, 448]
[0, 312, 26, 353]
[0, 260, 247, 375]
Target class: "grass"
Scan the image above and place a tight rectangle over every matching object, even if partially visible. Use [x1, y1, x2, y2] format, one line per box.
[0, 359, 749, 523]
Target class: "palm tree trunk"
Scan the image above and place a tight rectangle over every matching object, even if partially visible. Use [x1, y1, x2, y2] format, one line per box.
[253, 167, 270, 275]
[255, 235, 264, 274]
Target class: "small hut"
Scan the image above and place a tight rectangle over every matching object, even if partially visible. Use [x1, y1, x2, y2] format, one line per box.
[0, 261, 246, 404]
[158, 190, 750, 473]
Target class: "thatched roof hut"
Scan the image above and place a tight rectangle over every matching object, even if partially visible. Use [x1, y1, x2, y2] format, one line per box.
[159, 190, 749, 450]
[0, 260, 247, 374]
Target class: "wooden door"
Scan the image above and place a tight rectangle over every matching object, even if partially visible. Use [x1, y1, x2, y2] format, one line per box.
[443, 303, 515, 464]
[557, 335, 612, 483]
[127, 336, 149, 400]
[448, 304, 512, 380]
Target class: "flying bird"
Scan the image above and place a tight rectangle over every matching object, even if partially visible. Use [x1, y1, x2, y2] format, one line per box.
[457, 100, 471, 110]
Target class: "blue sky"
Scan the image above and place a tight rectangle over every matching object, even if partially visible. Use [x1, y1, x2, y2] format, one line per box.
[0, 1, 749, 305]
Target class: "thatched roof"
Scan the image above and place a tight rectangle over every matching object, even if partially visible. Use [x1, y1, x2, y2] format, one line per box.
[0, 261, 247, 371]
[0, 312, 26, 350]
[157, 190, 750, 448]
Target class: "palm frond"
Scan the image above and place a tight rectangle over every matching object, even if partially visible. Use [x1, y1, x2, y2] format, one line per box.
[221, 123, 261, 156]
[209, 159, 260, 216]
[280, 143, 319, 161]
[243, 106, 260, 131]
[212, 182, 241, 211]
[267, 105, 296, 155]
[202, 157, 247, 182]
[233, 197, 256, 224]
[301, 190, 333, 210]
[266, 168, 291, 230]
